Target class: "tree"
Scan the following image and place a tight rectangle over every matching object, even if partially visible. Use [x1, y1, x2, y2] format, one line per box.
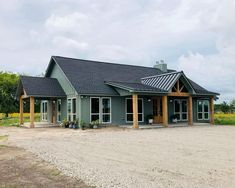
[220, 101, 230, 114]
[230, 99, 235, 113]
[0, 72, 19, 117]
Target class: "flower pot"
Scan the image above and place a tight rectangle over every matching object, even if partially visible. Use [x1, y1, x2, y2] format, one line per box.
[172, 118, 178, 123]
[148, 119, 153, 125]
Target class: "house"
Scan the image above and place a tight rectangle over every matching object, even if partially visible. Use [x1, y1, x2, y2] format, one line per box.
[16, 56, 219, 128]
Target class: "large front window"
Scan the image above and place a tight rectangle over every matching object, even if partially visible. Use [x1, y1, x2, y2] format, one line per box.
[126, 98, 143, 122]
[67, 98, 76, 121]
[90, 97, 111, 123]
[197, 100, 209, 120]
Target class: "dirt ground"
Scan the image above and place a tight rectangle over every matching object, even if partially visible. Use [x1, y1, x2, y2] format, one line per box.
[0, 125, 235, 188]
[0, 135, 91, 188]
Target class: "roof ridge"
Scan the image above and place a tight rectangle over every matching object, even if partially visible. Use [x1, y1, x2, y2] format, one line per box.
[52, 55, 166, 71]
[141, 71, 183, 80]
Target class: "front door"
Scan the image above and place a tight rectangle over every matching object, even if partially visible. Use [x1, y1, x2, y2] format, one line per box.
[153, 97, 163, 123]
[174, 99, 188, 121]
[41, 101, 48, 121]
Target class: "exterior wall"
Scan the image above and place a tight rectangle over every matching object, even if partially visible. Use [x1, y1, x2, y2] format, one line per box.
[50, 63, 77, 96]
[80, 95, 153, 125]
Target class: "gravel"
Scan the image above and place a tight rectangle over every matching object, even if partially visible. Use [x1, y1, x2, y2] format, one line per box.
[1, 126, 235, 188]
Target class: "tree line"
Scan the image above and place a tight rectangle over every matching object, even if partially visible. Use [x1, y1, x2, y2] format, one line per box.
[0, 72, 40, 118]
[215, 100, 235, 114]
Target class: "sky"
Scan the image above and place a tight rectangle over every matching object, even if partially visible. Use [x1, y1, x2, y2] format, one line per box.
[0, 0, 234, 103]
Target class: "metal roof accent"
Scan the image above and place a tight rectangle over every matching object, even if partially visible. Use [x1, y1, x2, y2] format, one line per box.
[141, 72, 182, 91]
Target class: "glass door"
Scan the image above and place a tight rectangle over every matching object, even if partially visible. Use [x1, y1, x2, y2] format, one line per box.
[174, 99, 188, 121]
[42, 100, 48, 121]
[57, 99, 61, 122]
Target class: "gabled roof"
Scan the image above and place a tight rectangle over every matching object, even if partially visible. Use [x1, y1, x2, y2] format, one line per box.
[105, 81, 167, 93]
[44, 56, 218, 96]
[17, 76, 66, 98]
[46, 56, 173, 95]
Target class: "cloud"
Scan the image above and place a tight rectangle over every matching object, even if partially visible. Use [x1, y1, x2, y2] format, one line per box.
[0, 0, 234, 102]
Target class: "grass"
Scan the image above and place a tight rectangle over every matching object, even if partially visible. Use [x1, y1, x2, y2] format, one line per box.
[215, 113, 235, 125]
[0, 113, 40, 126]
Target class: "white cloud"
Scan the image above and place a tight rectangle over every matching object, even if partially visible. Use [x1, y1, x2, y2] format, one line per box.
[0, 0, 234, 102]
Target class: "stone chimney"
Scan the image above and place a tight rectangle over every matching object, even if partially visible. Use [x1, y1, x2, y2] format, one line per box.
[154, 60, 167, 72]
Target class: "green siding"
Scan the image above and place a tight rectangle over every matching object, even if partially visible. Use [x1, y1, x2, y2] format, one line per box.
[50, 63, 77, 96]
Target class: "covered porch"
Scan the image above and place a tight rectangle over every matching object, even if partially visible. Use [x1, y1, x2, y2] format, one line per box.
[106, 71, 216, 129]
[17, 76, 66, 128]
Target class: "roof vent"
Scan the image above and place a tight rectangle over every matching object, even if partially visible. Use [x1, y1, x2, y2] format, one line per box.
[154, 60, 167, 72]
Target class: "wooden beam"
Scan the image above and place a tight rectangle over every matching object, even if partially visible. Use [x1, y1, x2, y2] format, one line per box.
[168, 92, 190, 97]
[19, 95, 24, 125]
[30, 96, 35, 128]
[188, 96, 193, 126]
[132, 94, 139, 129]
[177, 80, 180, 92]
[162, 95, 168, 127]
[210, 97, 214, 125]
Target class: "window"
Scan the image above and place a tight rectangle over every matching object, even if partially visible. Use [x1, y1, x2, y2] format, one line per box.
[126, 98, 143, 122]
[174, 99, 188, 121]
[197, 100, 209, 120]
[57, 99, 61, 122]
[90, 97, 111, 123]
[67, 98, 76, 121]
[41, 100, 48, 121]
[91, 98, 100, 122]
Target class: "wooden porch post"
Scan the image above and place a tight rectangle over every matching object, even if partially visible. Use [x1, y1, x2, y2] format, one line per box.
[210, 97, 214, 125]
[162, 95, 168, 127]
[188, 96, 193, 125]
[19, 96, 24, 125]
[132, 94, 139, 129]
[30, 96, 35, 128]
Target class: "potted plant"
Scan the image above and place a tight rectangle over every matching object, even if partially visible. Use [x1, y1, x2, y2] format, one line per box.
[80, 120, 86, 130]
[90, 120, 100, 129]
[62, 119, 70, 128]
[146, 114, 154, 125]
[171, 114, 178, 123]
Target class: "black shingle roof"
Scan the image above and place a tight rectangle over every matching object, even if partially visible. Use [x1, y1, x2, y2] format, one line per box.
[18, 76, 66, 97]
[51, 56, 169, 95]
[46, 56, 218, 96]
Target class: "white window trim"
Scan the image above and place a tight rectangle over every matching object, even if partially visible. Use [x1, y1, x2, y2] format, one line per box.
[174, 99, 188, 121]
[125, 98, 144, 123]
[90, 97, 112, 124]
[67, 97, 77, 121]
[41, 100, 48, 121]
[197, 100, 210, 120]
[57, 99, 61, 123]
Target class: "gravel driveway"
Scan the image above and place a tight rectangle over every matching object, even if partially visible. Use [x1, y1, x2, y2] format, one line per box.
[1, 126, 235, 188]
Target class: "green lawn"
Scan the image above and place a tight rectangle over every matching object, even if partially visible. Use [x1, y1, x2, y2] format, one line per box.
[214, 113, 235, 125]
[0, 116, 40, 126]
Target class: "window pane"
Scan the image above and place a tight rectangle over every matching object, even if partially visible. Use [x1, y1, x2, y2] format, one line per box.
[102, 98, 110, 113]
[91, 98, 99, 113]
[204, 101, 209, 113]
[91, 114, 99, 121]
[103, 115, 110, 123]
[127, 114, 133, 121]
[68, 115, 71, 121]
[182, 113, 188, 120]
[175, 113, 180, 120]
[68, 99, 71, 113]
[182, 100, 187, 112]
[138, 99, 143, 113]
[198, 101, 203, 112]
[204, 113, 209, 120]
[174, 100, 180, 113]
[138, 114, 143, 122]
[198, 113, 203, 120]
[58, 101, 61, 112]
[72, 99, 76, 113]
[127, 99, 132, 113]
